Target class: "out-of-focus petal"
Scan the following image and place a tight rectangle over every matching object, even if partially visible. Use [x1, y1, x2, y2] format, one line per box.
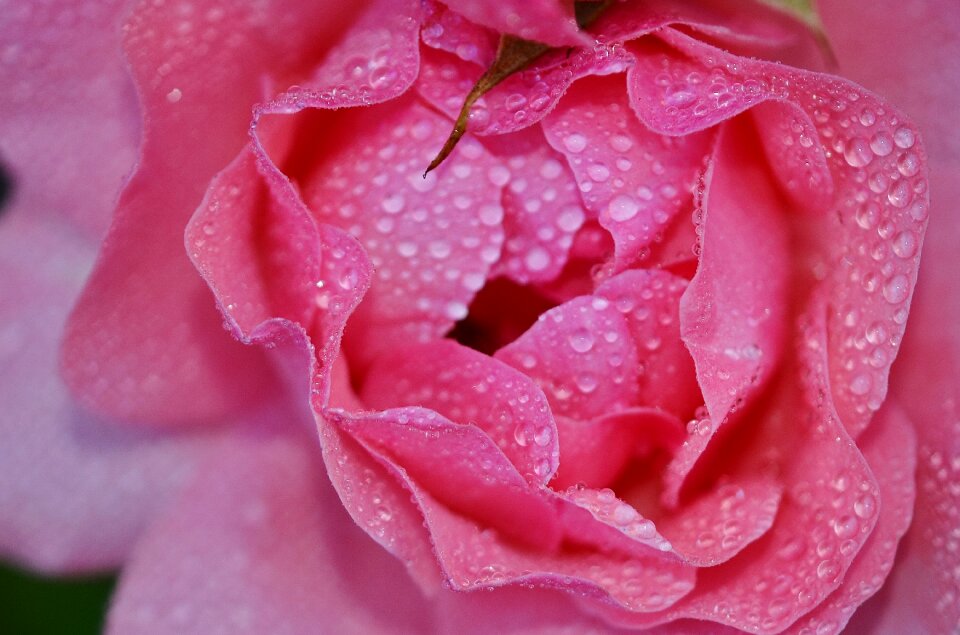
[106, 431, 433, 634]
[0, 212, 211, 573]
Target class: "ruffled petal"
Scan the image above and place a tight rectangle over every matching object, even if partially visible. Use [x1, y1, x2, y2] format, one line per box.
[360, 340, 560, 486]
[628, 29, 929, 438]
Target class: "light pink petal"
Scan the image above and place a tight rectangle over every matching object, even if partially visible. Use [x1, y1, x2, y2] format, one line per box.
[596, 270, 702, 418]
[330, 407, 563, 550]
[542, 74, 711, 272]
[785, 403, 916, 634]
[629, 29, 929, 438]
[585, 295, 884, 633]
[663, 120, 790, 506]
[0, 0, 138, 239]
[360, 340, 560, 486]
[416, 42, 634, 137]
[495, 295, 641, 422]
[59, 0, 365, 424]
[436, 0, 588, 48]
[550, 408, 684, 490]
[483, 127, 588, 284]
[819, 0, 960, 631]
[0, 212, 211, 572]
[107, 431, 434, 634]
[290, 96, 504, 368]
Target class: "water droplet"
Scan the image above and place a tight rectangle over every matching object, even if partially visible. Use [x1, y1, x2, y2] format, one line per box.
[487, 165, 510, 186]
[854, 493, 877, 518]
[869, 132, 893, 156]
[882, 274, 909, 304]
[833, 515, 859, 539]
[445, 301, 468, 320]
[849, 373, 872, 396]
[166, 88, 183, 103]
[608, 194, 639, 222]
[843, 137, 873, 167]
[887, 181, 911, 208]
[562, 133, 587, 153]
[575, 373, 598, 394]
[524, 247, 550, 272]
[897, 152, 920, 177]
[587, 163, 610, 182]
[513, 423, 529, 446]
[568, 329, 595, 353]
[505, 93, 527, 111]
[610, 134, 633, 152]
[478, 204, 504, 226]
[892, 231, 918, 258]
[381, 194, 405, 214]
[893, 127, 915, 149]
[817, 560, 840, 581]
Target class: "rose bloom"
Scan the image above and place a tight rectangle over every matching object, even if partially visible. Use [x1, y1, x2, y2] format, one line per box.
[0, 0, 957, 633]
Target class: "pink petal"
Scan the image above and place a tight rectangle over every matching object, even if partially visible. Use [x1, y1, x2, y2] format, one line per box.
[586, 296, 885, 633]
[106, 431, 434, 634]
[664, 119, 790, 505]
[656, 478, 782, 567]
[360, 340, 560, 486]
[60, 0, 365, 424]
[387, 467, 697, 614]
[596, 270, 702, 418]
[631, 27, 929, 439]
[785, 403, 916, 634]
[495, 295, 641, 422]
[483, 127, 588, 284]
[819, 0, 960, 631]
[330, 407, 563, 550]
[0, 0, 138, 239]
[292, 96, 505, 369]
[542, 74, 711, 272]
[550, 408, 684, 490]
[0, 212, 211, 572]
[436, 0, 588, 48]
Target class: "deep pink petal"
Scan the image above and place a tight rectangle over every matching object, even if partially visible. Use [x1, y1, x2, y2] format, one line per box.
[106, 431, 433, 634]
[331, 407, 563, 550]
[542, 75, 711, 272]
[482, 127, 588, 284]
[59, 0, 365, 424]
[0, 0, 138, 239]
[495, 295, 641, 422]
[819, 0, 960, 631]
[596, 270, 702, 418]
[361, 340, 560, 486]
[784, 403, 916, 634]
[436, 0, 588, 47]
[380, 465, 697, 614]
[0, 212, 211, 572]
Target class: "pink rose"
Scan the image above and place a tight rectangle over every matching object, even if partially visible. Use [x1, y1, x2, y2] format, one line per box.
[0, 0, 956, 633]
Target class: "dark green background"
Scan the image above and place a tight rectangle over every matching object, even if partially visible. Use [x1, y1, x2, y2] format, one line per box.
[0, 563, 115, 634]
